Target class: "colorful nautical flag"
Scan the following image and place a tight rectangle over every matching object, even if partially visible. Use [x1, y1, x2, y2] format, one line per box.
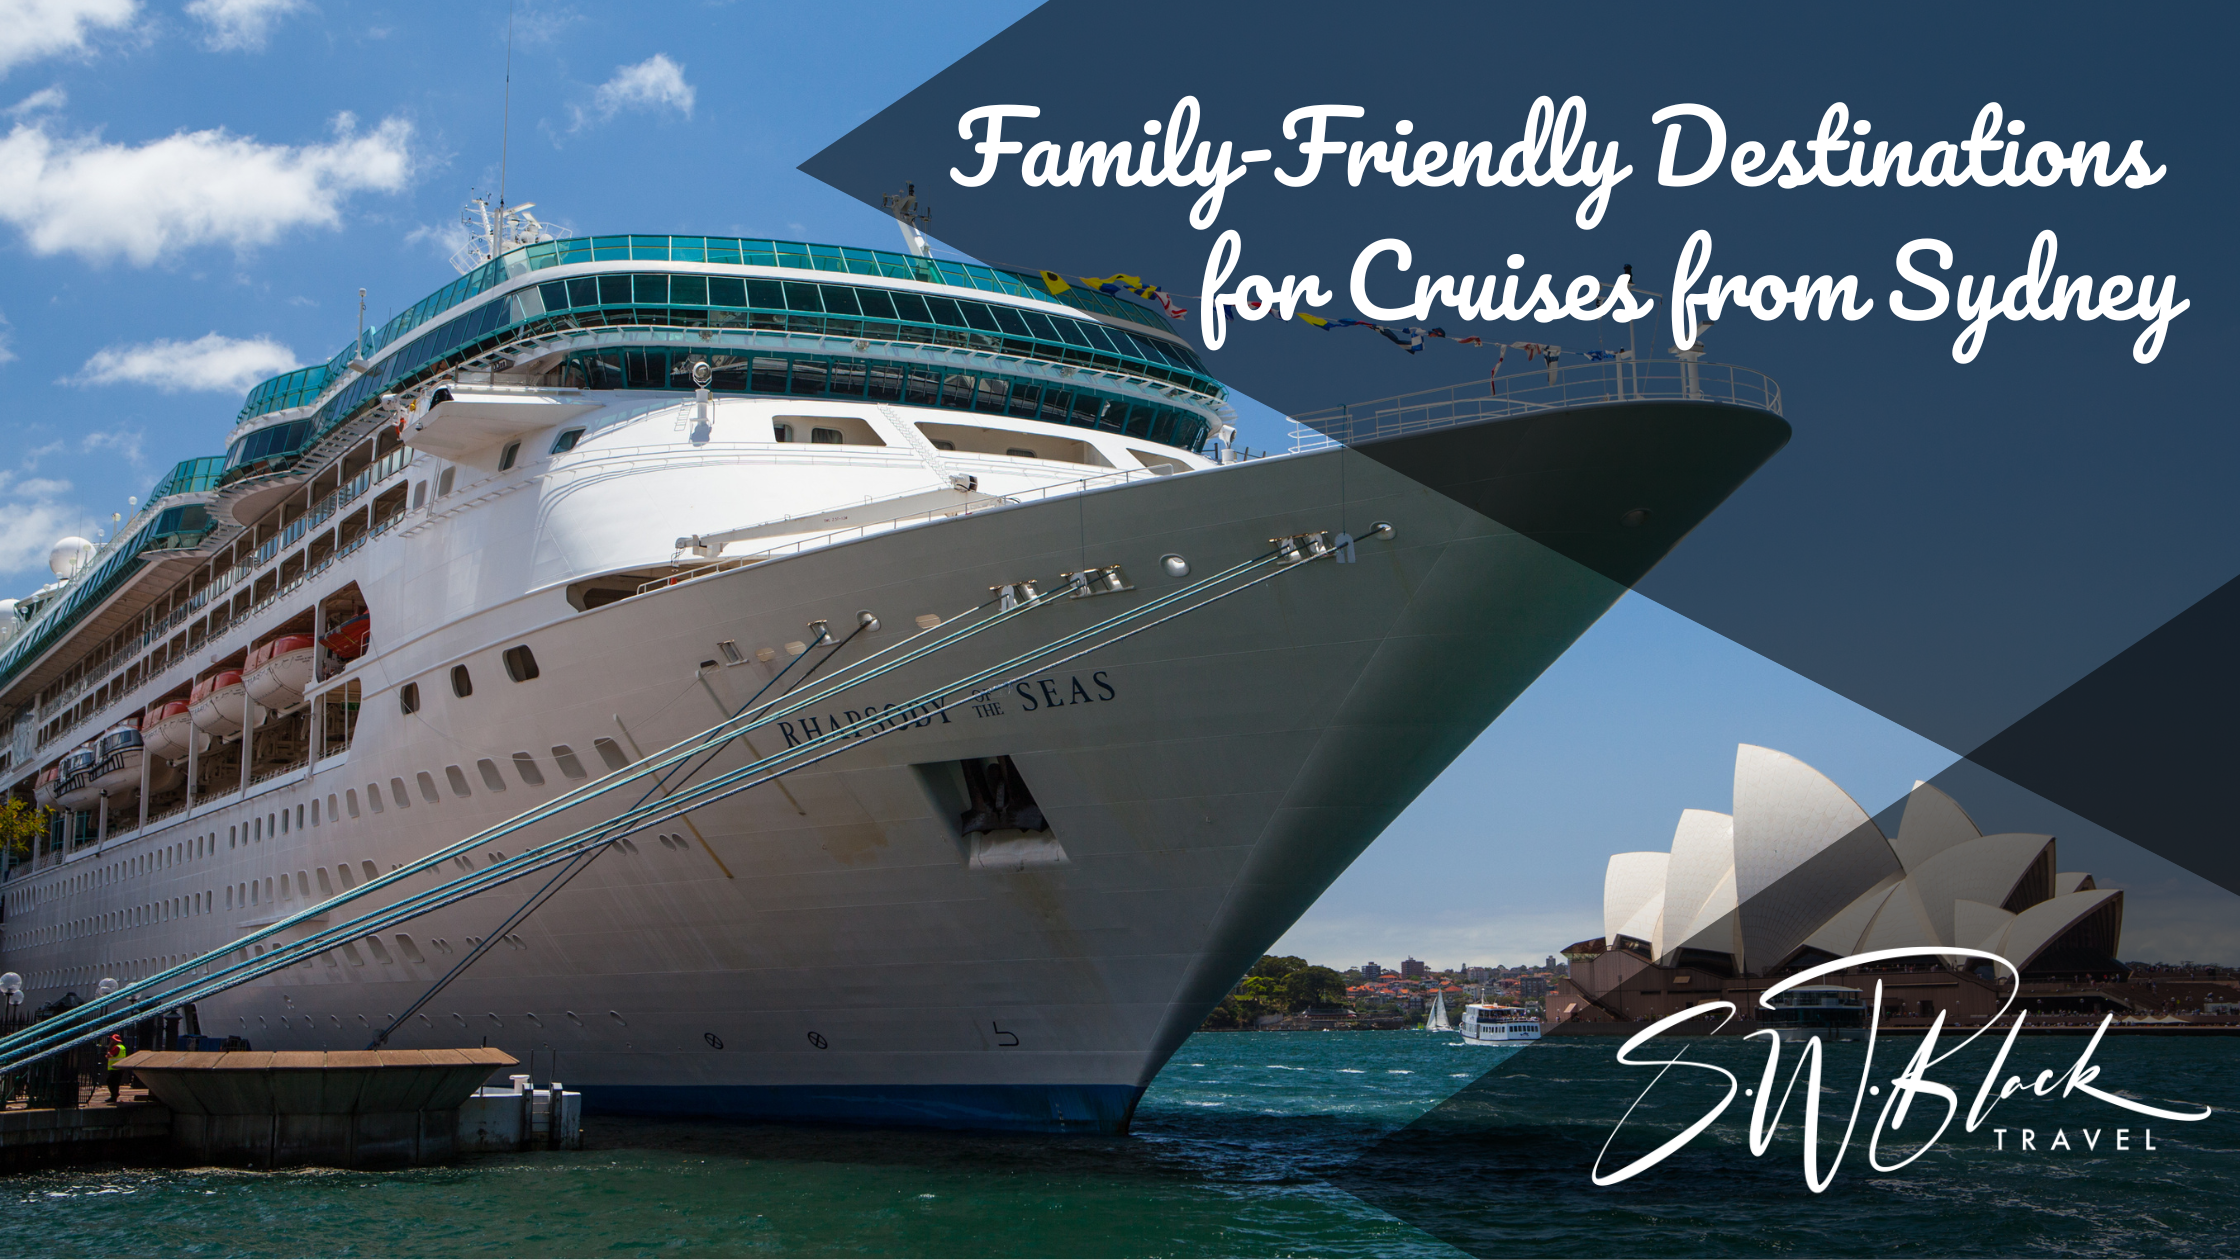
[1038, 270, 1072, 296]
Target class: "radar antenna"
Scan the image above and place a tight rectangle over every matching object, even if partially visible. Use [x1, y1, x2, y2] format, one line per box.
[882, 183, 933, 258]
[448, 196, 558, 274]
[447, 5, 557, 274]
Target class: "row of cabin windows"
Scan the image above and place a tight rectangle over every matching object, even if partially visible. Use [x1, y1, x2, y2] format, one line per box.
[407, 423, 832, 514]
[398, 645, 539, 715]
[331, 740, 627, 820]
[14, 726, 611, 958]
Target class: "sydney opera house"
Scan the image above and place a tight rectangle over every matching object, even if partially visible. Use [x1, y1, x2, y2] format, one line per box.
[1552, 745, 2128, 1030]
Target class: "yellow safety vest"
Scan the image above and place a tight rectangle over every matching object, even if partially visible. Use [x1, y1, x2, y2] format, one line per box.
[106, 1041, 127, 1069]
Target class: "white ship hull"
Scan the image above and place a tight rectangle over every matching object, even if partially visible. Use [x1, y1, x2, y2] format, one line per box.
[0, 225, 1784, 1131]
[0, 395, 1780, 1130]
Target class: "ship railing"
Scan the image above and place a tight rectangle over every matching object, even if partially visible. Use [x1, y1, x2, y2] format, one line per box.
[30, 451, 420, 727]
[638, 464, 1179, 596]
[249, 761, 302, 787]
[1286, 358, 1783, 452]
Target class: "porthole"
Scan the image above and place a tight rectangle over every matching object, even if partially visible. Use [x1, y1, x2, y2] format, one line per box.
[477, 759, 507, 791]
[444, 765, 472, 797]
[417, 771, 441, 804]
[437, 467, 456, 496]
[502, 645, 539, 682]
[498, 441, 521, 472]
[592, 737, 629, 770]
[399, 682, 420, 715]
[550, 428, 585, 454]
[411, 481, 428, 509]
[451, 664, 473, 698]
[511, 752, 546, 786]
[550, 745, 587, 779]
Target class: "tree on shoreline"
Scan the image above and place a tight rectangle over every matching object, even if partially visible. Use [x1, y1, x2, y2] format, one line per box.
[1201, 956, 1351, 1027]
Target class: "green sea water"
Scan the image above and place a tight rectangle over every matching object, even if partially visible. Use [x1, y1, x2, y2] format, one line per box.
[0, 1030, 2229, 1258]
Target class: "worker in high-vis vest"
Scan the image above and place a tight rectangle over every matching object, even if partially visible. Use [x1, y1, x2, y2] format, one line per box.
[104, 1034, 128, 1102]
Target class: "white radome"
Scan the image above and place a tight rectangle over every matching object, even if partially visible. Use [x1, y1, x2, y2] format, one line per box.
[47, 536, 96, 579]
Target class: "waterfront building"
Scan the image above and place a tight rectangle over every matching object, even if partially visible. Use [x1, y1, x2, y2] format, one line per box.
[1552, 745, 2134, 1031]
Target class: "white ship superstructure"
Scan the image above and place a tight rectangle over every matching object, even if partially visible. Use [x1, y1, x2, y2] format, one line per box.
[0, 227, 1787, 1131]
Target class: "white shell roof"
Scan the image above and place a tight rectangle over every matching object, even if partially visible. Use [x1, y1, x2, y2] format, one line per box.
[1906, 834, 2054, 946]
[1892, 780, 1984, 873]
[1800, 874, 1901, 958]
[1655, 809, 1735, 960]
[1604, 852, 1668, 948]
[1595, 746, 2121, 976]
[1952, 898, 2018, 953]
[1999, 888, 2124, 971]
[1731, 745, 1902, 972]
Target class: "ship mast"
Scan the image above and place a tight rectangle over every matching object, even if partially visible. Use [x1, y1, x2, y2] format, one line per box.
[882, 183, 933, 258]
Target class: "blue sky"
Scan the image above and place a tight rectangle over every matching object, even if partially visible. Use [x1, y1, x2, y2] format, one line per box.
[0, 0, 1968, 965]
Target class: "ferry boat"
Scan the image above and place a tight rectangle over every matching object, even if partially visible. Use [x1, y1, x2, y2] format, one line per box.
[1459, 1003, 1542, 1044]
[1761, 984, 1867, 1042]
[0, 204, 1785, 1132]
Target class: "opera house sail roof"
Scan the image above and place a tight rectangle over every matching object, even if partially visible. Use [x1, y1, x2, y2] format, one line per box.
[1598, 745, 2122, 979]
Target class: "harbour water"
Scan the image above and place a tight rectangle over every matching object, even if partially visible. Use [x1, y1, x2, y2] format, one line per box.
[0, 1031, 2229, 1257]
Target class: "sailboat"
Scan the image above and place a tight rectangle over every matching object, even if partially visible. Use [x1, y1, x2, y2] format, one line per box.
[1425, 990, 1453, 1032]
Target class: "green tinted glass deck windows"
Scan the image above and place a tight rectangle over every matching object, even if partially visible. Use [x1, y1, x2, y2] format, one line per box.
[217, 268, 1217, 486]
[547, 346, 1212, 451]
[237, 234, 1176, 426]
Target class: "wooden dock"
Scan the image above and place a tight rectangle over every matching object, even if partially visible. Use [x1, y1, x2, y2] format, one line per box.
[0, 1048, 581, 1171]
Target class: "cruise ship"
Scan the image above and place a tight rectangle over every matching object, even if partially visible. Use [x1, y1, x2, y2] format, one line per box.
[0, 208, 1788, 1132]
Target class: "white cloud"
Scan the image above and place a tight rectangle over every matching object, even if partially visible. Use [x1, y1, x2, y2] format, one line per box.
[78, 426, 145, 470]
[185, 0, 306, 52]
[6, 85, 64, 116]
[589, 53, 693, 121]
[0, 0, 136, 78]
[76, 332, 300, 393]
[403, 216, 473, 262]
[512, 1, 579, 46]
[0, 471, 77, 578]
[0, 111, 412, 264]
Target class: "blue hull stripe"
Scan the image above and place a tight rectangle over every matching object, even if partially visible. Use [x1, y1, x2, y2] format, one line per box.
[586, 1082, 1146, 1134]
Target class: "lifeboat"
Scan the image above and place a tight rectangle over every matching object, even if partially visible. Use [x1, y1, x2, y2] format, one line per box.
[32, 765, 60, 810]
[245, 633, 318, 709]
[190, 670, 248, 736]
[92, 724, 146, 795]
[322, 613, 371, 662]
[142, 700, 204, 761]
[55, 745, 101, 810]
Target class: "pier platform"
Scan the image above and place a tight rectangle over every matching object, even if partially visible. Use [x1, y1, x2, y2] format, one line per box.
[0, 1048, 580, 1171]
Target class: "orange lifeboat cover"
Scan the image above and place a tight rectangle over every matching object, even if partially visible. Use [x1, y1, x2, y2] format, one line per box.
[322, 614, 371, 660]
[268, 633, 315, 655]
